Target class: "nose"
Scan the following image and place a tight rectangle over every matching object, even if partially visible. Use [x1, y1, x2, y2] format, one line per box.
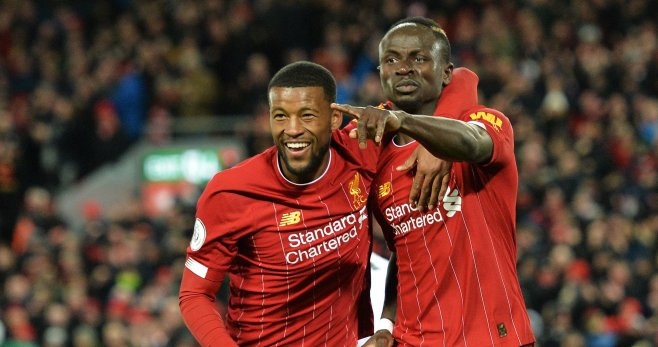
[395, 59, 414, 75]
[284, 116, 304, 136]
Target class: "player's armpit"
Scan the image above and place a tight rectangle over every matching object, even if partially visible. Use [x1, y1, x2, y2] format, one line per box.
[179, 268, 237, 347]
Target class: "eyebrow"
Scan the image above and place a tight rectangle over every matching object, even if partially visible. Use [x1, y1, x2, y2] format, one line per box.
[270, 106, 320, 113]
[299, 106, 320, 114]
[382, 48, 427, 56]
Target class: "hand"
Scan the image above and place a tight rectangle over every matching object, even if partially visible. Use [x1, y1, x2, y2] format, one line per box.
[397, 146, 452, 212]
[361, 330, 395, 347]
[331, 103, 403, 148]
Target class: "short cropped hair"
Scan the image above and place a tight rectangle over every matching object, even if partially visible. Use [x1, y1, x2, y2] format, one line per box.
[268, 61, 337, 103]
[389, 17, 451, 64]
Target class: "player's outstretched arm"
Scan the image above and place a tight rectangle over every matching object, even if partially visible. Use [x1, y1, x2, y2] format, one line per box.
[333, 104, 492, 165]
[398, 113, 493, 164]
[335, 68, 480, 211]
[179, 267, 238, 346]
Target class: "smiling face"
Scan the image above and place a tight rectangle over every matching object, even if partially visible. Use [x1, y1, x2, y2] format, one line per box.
[379, 24, 453, 114]
[269, 86, 341, 183]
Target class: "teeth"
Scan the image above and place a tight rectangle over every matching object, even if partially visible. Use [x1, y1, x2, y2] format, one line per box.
[286, 143, 309, 149]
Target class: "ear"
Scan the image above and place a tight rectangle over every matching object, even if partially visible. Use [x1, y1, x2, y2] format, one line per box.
[330, 109, 342, 130]
[443, 63, 454, 85]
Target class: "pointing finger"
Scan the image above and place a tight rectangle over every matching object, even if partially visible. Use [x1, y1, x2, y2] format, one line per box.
[331, 103, 364, 119]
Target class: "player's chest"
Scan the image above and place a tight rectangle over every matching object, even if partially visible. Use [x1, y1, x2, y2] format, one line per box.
[244, 180, 372, 268]
[374, 159, 466, 239]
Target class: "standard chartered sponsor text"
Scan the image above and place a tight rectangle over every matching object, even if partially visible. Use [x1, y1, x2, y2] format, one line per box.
[384, 187, 462, 235]
[385, 202, 445, 236]
[285, 207, 366, 265]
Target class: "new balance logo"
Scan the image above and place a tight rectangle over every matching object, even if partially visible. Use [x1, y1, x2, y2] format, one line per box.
[443, 187, 462, 217]
[279, 211, 301, 226]
[378, 182, 391, 198]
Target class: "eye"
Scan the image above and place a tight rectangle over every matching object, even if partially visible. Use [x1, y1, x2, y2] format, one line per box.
[272, 113, 286, 121]
[384, 57, 399, 65]
[415, 56, 428, 63]
[301, 113, 317, 120]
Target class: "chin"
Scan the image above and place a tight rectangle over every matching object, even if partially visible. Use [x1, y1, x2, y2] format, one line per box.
[392, 98, 422, 113]
[285, 160, 310, 174]
[290, 164, 311, 175]
[281, 158, 314, 180]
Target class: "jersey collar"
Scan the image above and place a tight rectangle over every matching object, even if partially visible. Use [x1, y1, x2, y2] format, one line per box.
[275, 149, 333, 186]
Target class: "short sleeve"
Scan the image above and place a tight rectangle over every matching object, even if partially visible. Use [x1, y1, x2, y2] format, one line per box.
[462, 108, 515, 169]
[433, 67, 479, 118]
[185, 189, 250, 282]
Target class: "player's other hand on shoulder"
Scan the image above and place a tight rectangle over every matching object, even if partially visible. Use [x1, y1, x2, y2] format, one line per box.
[362, 330, 395, 347]
[398, 145, 452, 212]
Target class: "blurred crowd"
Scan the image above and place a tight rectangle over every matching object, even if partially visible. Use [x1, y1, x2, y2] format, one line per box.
[1, 0, 657, 346]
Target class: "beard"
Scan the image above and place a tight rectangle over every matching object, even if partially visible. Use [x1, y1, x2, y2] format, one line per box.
[278, 142, 330, 183]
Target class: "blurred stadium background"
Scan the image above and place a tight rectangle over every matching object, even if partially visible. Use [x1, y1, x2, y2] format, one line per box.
[0, 0, 657, 346]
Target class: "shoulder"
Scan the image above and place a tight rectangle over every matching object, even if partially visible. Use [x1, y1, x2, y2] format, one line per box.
[461, 106, 516, 169]
[203, 147, 276, 194]
[331, 126, 380, 173]
[331, 124, 355, 146]
[462, 106, 511, 133]
[467, 107, 508, 122]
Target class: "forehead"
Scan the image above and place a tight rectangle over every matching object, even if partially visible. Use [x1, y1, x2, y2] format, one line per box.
[380, 24, 439, 54]
[268, 86, 328, 109]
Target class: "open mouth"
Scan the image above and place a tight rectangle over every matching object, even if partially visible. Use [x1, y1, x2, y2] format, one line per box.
[285, 142, 310, 153]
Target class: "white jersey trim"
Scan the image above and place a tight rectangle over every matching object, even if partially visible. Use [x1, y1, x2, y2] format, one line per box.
[391, 134, 417, 148]
[185, 257, 208, 279]
[467, 121, 487, 130]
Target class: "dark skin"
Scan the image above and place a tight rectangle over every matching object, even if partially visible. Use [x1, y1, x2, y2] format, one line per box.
[340, 24, 493, 347]
[269, 86, 342, 184]
[379, 22, 462, 212]
[338, 24, 493, 163]
[335, 106, 494, 164]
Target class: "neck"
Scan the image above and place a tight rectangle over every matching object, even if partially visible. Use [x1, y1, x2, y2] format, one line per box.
[391, 98, 438, 145]
[416, 97, 440, 116]
[391, 98, 437, 117]
[278, 150, 331, 185]
[395, 133, 414, 145]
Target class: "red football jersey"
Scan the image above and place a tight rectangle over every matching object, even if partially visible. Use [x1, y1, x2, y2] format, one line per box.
[179, 127, 379, 346]
[372, 106, 535, 346]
